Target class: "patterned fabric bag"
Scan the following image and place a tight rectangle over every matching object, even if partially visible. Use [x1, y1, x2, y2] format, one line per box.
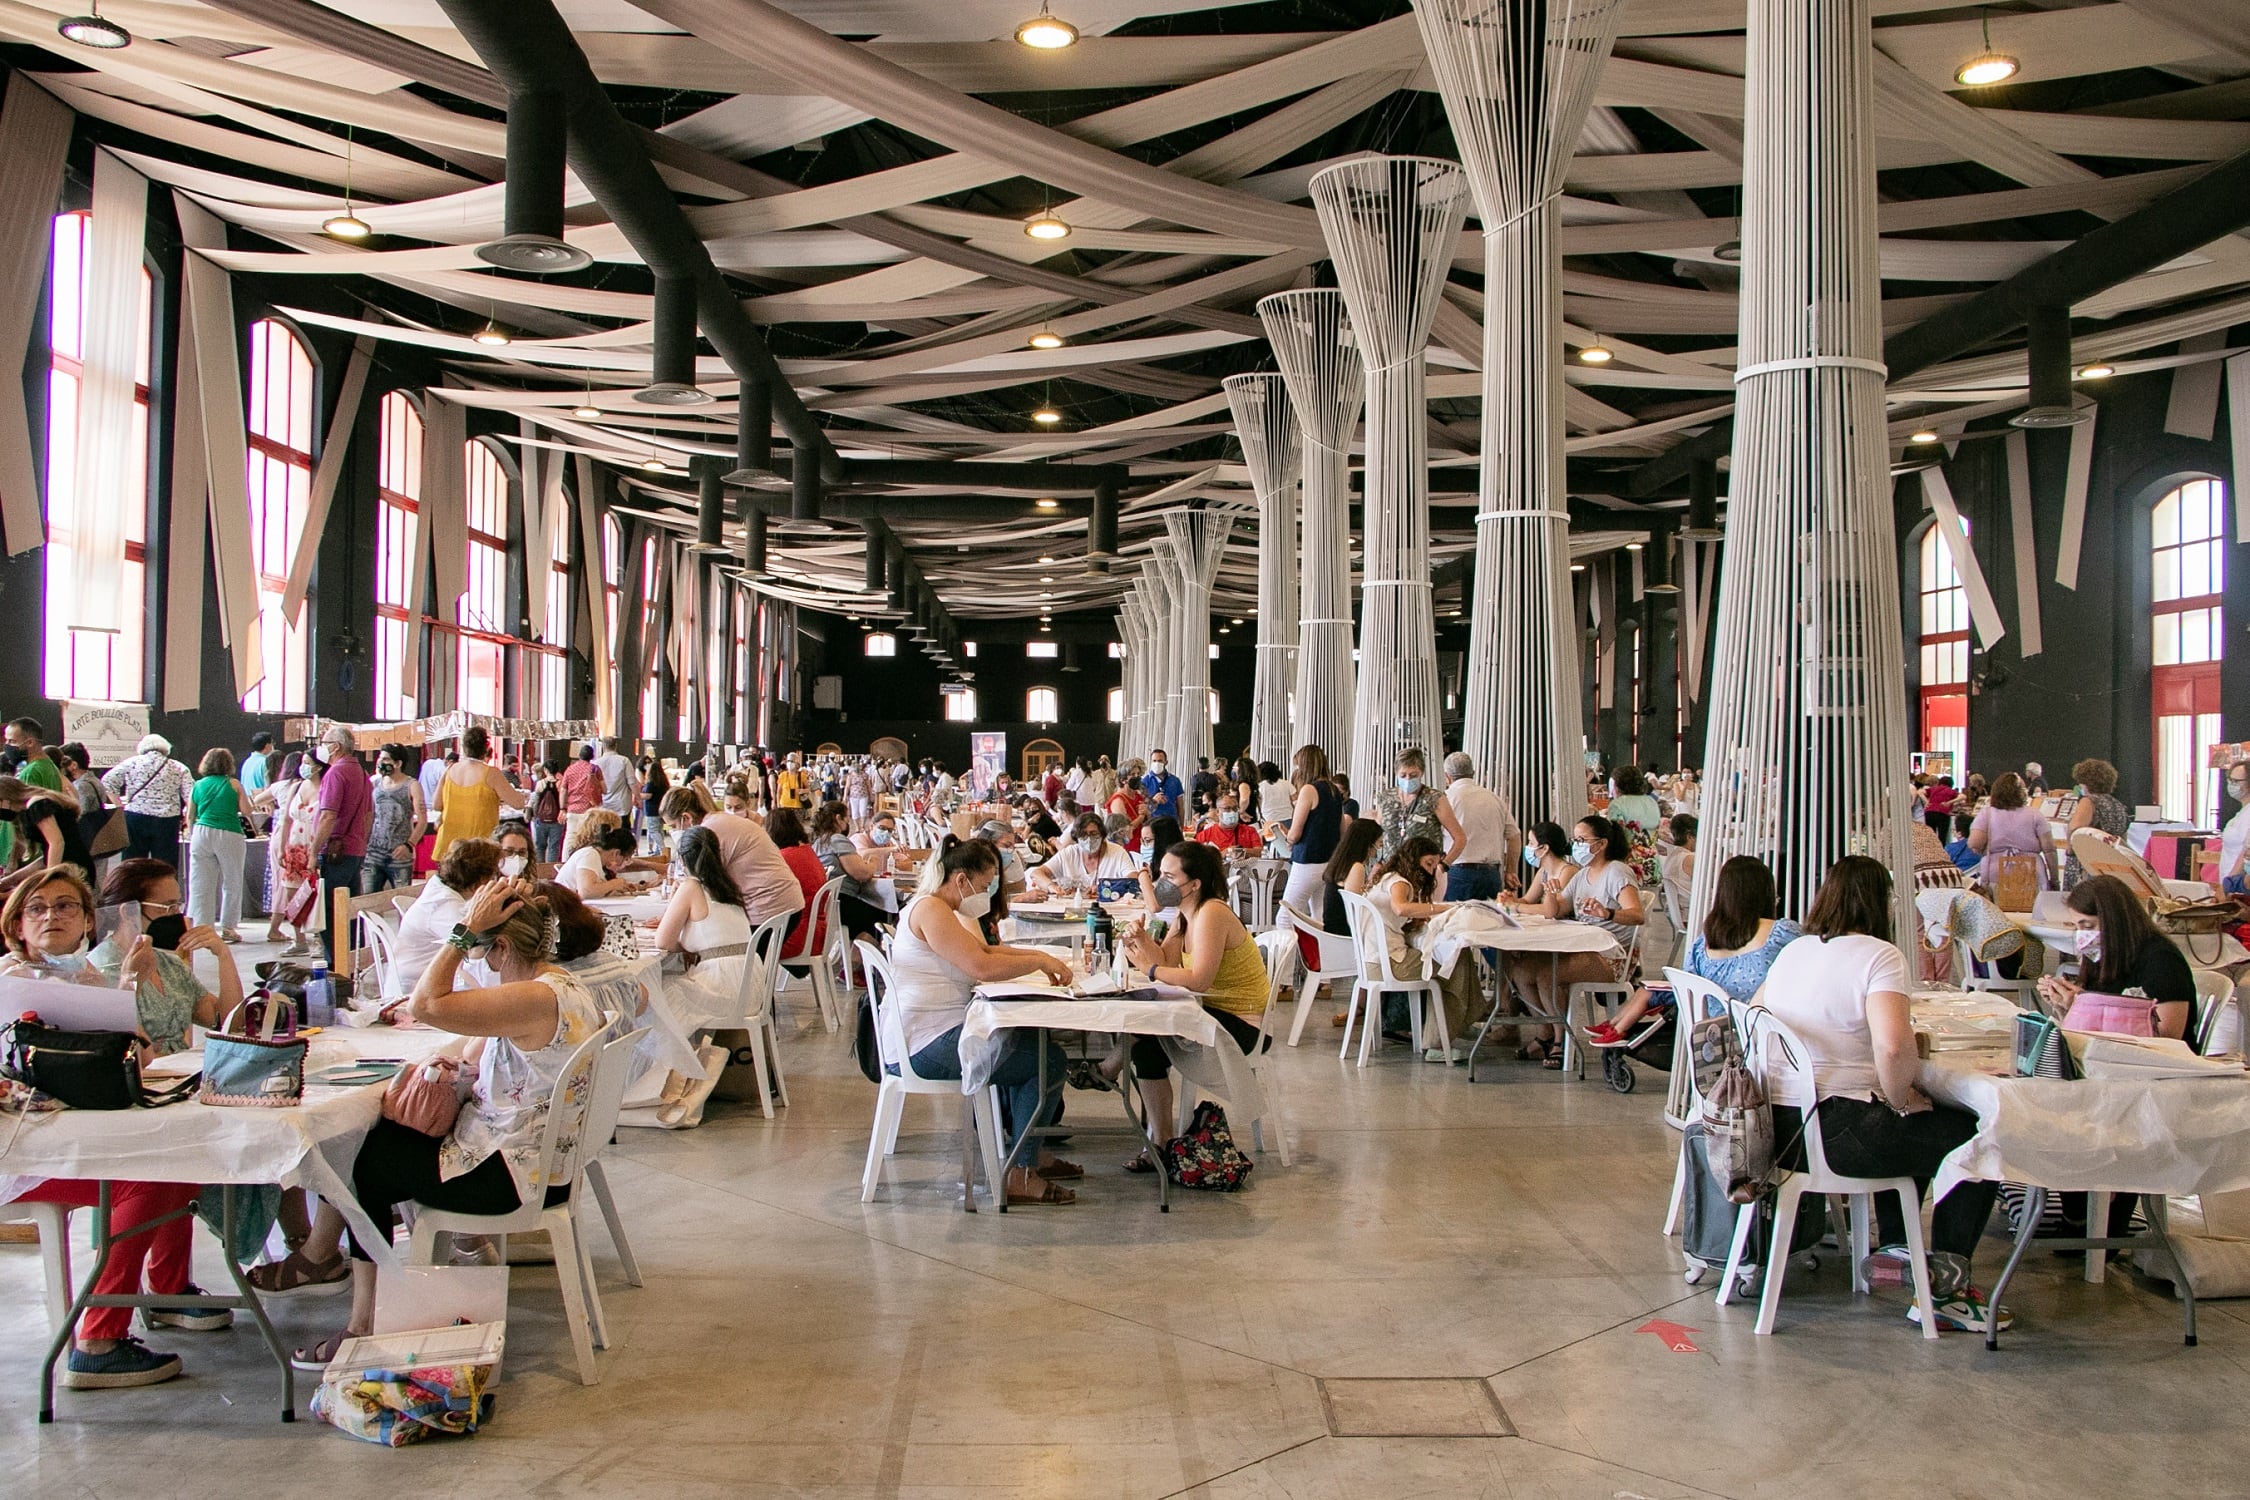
[310, 1362, 495, 1446]
[1160, 1101, 1254, 1191]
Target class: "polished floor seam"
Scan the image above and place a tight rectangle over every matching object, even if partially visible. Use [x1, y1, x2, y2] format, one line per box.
[1150, 1432, 1325, 1499]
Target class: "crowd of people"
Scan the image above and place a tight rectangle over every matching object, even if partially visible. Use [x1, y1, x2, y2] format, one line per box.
[10, 719, 2224, 1388]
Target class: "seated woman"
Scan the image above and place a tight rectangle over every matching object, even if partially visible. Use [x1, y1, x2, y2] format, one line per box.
[2038, 873, 2196, 1039]
[1658, 813, 1697, 929]
[851, 809, 902, 857]
[893, 837, 1079, 1205]
[1359, 835, 1481, 1060]
[1968, 771, 2057, 891]
[556, 811, 640, 899]
[1319, 817, 1386, 937]
[0, 867, 225, 1389]
[1196, 803, 1265, 855]
[1588, 855, 1801, 1044]
[649, 825, 754, 1017]
[1760, 856, 2006, 1334]
[493, 818, 546, 881]
[304, 879, 608, 1367]
[1116, 841, 1272, 1164]
[388, 840, 503, 1003]
[1029, 812, 1137, 897]
[1502, 821, 1575, 913]
[813, 800, 896, 939]
[1506, 814, 1645, 1066]
[762, 807, 832, 959]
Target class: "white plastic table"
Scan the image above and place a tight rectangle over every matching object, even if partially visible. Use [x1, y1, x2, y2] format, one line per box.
[1416, 907, 1620, 1080]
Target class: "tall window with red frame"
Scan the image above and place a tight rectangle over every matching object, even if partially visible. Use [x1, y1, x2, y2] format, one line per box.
[639, 536, 661, 732]
[458, 440, 509, 714]
[43, 211, 151, 702]
[1917, 523, 1970, 769]
[732, 589, 750, 743]
[541, 516, 570, 721]
[372, 392, 421, 720]
[243, 320, 315, 711]
[2153, 478, 2226, 825]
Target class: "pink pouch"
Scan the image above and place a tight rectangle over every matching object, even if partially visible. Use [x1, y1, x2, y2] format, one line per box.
[2062, 992, 2158, 1037]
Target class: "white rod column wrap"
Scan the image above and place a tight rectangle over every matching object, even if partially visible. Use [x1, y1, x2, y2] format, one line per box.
[1162, 509, 1235, 772]
[1415, 0, 1622, 828]
[1225, 373, 1302, 768]
[1692, 0, 1914, 945]
[1310, 156, 1469, 791]
[1257, 289, 1363, 774]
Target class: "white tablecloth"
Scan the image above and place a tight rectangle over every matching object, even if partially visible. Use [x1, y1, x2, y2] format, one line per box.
[0, 1027, 455, 1269]
[1417, 906, 1619, 978]
[959, 992, 1266, 1122]
[1926, 1058, 2250, 1201]
[588, 893, 670, 924]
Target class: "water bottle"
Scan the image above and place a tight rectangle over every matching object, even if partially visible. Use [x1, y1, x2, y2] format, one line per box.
[303, 959, 335, 1028]
[1086, 904, 1113, 964]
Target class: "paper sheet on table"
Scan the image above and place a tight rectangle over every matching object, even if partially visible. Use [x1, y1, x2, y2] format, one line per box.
[1417, 905, 1618, 977]
[1925, 1060, 2250, 1201]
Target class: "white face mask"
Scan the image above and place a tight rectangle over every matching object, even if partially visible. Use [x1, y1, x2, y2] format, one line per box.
[500, 854, 529, 878]
[1151, 761, 1167, 774]
[958, 874, 999, 919]
[1219, 810, 1240, 827]
[1397, 775, 1421, 796]
[316, 744, 335, 764]
[870, 827, 893, 846]
[1570, 840, 1594, 867]
[1080, 834, 1104, 855]
[2073, 927, 2102, 962]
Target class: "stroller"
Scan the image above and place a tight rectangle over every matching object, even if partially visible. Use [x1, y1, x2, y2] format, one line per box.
[1573, 980, 1677, 1094]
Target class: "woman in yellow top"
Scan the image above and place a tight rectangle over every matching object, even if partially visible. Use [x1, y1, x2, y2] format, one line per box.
[1118, 839, 1269, 1172]
[432, 725, 527, 859]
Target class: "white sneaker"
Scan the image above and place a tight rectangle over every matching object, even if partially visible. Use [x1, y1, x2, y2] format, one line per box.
[1909, 1289, 2014, 1334]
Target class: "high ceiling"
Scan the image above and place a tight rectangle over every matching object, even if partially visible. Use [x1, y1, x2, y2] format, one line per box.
[12, 0, 2250, 626]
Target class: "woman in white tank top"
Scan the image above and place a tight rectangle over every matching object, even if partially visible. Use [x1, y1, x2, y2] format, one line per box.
[652, 826, 754, 1023]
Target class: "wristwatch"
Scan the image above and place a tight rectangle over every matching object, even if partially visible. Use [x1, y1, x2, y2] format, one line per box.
[446, 923, 480, 953]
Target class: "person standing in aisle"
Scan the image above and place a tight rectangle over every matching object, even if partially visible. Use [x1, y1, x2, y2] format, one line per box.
[361, 747, 426, 895]
[595, 736, 635, 820]
[240, 731, 272, 797]
[185, 749, 251, 941]
[1438, 752, 1520, 902]
[309, 726, 373, 963]
[1141, 750, 1184, 822]
[101, 734, 195, 864]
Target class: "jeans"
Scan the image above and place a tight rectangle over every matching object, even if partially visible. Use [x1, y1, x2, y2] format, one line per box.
[905, 1024, 1063, 1152]
[18, 1178, 197, 1340]
[532, 819, 565, 863]
[1801, 1095, 1999, 1261]
[1445, 863, 1504, 902]
[318, 853, 364, 964]
[123, 811, 180, 864]
[187, 824, 246, 930]
[346, 1117, 566, 1260]
[360, 850, 414, 895]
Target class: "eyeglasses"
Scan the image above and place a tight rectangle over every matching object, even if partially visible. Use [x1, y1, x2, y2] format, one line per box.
[24, 901, 85, 919]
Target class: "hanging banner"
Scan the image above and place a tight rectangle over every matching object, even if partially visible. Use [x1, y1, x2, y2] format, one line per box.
[62, 699, 150, 768]
[969, 732, 1006, 797]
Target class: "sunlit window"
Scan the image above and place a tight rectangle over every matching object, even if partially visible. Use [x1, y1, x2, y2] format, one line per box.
[1107, 687, 1124, 722]
[2153, 478, 2227, 823]
[944, 687, 978, 722]
[639, 535, 660, 732]
[540, 512, 570, 720]
[732, 590, 750, 742]
[458, 440, 509, 715]
[1027, 687, 1059, 723]
[243, 319, 315, 711]
[1917, 523, 1970, 770]
[864, 631, 897, 657]
[43, 210, 151, 702]
[1026, 641, 1058, 659]
[372, 392, 421, 719]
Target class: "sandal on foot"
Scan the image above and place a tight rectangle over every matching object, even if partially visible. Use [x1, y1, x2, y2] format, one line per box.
[246, 1249, 350, 1297]
[1122, 1153, 1160, 1175]
[1541, 1053, 1565, 1069]
[1036, 1159, 1084, 1181]
[291, 1331, 351, 1371]
[1005, 1177, 1077, 1206]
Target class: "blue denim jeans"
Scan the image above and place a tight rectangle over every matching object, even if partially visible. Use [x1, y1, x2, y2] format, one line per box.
[1445, 863, 1505, 902]
[532, 819, 565, 863]
[904, 1024, 1064, 1152]
[360, 850, 413, 895]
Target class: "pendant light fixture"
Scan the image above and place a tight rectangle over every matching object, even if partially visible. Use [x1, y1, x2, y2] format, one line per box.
[571, 376, 601, 420]
[1031, 401, 1063, 426]
[477, 89, 592, 273]
[1954, 12, 2018, 86]
[322, 129, 371, 240]
[471, 307, 511, 347]
[637, 274, 713, 406]
[2077, 362, 2115, 380]
[1024, 212, 1071, 242]
[1027, 327, 1065, 349]
[1908, 427, 1940, 445]
[1014, 3, 1077, 49]
[1576, 343, 1613, 364]
[57, 3, 129, 48]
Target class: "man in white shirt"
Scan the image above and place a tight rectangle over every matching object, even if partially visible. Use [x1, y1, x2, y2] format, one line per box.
[595, 737, 635, 817]
[2221, 763, 2250, 894]
[1439, 752, 1520, 902]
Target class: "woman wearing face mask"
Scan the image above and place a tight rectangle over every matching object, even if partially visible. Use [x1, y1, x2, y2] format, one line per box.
[1277, 744, 1344, 917]
[494, 820, 543, 881]
[86, 857, 244, 1049]
[816, 800, 895, 939]
[1029, 813, 1137, 897]
[1369, 747, 1463, 867]
[267, 752, 325, 956]
[1513, 815, 1644, 1067]
[2222, 761, 2250, 896]
[360, 746, 427, 897]
[894, 837, 1079, 1205]
[557, 813, 640, 899]
[2035, 874, 2195, 1042]
[385, 839, 503, 1003]
[301, 879, 608, 1369]
[1501, 821, 1575, 911]
[0, 867, 224, 1390]
[1115, 841, 1273, 1157]
[2062, 757, 2130, 889]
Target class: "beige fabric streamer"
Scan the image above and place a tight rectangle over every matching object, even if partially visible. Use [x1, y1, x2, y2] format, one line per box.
[0, 80, 71, 555]
[177, 195, 265, 700]
[280, 336, 373, 627]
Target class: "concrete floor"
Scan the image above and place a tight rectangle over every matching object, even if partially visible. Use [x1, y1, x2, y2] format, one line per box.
[3, 974, 2241, 1499]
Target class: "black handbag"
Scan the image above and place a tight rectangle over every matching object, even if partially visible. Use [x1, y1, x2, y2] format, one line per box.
[2, 1019, 195, 1110]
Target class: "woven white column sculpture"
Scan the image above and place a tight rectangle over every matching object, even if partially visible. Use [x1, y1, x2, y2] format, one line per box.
[1257, 289, 1364, 772]
[1414, 0, 1622, 828]
[1161, 509, 1235, 770]
[1691, 0, 1914, 940]
[1225, 374, 1301, 767]
[1120, 592, 1152, 765]
[1310, 156, 1470, 791]
[1142, 558, 1181, 766]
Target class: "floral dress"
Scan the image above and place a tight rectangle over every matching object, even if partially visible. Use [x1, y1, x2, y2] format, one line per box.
[438, 968, 607, 1198]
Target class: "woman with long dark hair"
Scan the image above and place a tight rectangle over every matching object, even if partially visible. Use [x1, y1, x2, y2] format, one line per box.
[1761, 855, 2004, 1334]
[2036, 873, 2195, 1042]
[1359, 834, 1480, 1059]
[1587, 855, 1800, 1043]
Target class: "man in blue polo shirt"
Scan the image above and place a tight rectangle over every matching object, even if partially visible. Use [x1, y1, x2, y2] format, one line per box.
[1141, 749, 1184, 821]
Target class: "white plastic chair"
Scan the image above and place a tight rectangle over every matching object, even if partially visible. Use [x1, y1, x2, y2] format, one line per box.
[407, 1025, 612, 1383]
[1279, 904, 1356, 1047]
[1714, 999, 1942, 1340]
[855, 940, 1006, 1203]
[1659, 968, 1729, 1245]
[776, 878, 847, 1033]
[574, 1028, 647, 1344]
[1565, 922, 1643, 1079]
[361, 910, 402, 1000]
[2192, 967, 2237, 1055]
[1338, 889, 1449, 1066]
[1174, 929, 1297, 1167]
[0, 1200, 73, 1332]
[725, 911, 794, 1118]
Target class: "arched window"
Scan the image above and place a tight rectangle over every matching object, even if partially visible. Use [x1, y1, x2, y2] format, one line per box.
[944, 686, 978, 722]
[732, 589, 750, 743]
[43, 210, 152, 702]
[2153, 478, 2226, 824]
[372, 392, 421, 719]
[539, 513, 570, 721]
[457, 440, 510, 715]
[1027, 687, 1059, 723]
[244, 319, 315, 711]
[1917, 523, 1969, 769]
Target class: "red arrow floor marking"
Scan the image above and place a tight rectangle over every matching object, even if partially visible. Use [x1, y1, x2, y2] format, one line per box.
[1636, 1319, 1701, 1353]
